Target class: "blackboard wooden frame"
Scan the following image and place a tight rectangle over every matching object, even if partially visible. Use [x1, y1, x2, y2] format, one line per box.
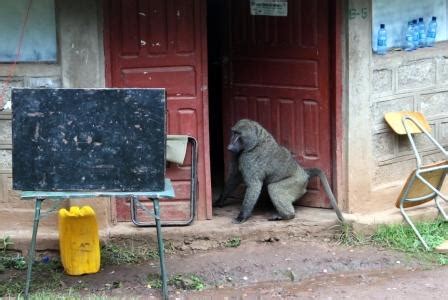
[12, 88, 166, 192]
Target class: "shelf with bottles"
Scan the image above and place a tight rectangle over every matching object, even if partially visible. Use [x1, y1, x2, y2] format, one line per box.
[374, 16, 439, 57]
[372, 40, 448, 67]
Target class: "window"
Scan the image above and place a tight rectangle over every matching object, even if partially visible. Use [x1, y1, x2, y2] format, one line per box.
[372, 0, 448, 52]
[0, 0, 57, 62]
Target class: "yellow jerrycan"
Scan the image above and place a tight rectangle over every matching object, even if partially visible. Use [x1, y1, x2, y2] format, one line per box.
[58, 206, 100, 275]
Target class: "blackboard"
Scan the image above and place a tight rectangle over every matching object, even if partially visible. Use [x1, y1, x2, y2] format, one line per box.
[12, 88, 166, 192]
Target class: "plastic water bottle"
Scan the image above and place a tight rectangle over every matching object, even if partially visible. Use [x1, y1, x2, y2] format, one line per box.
[418, 17, 426, 47]
[376, 24, 387, 55]
[427, 16, 437, 47]
[404, 21, 415, 51]
[412, 19, 419, 49]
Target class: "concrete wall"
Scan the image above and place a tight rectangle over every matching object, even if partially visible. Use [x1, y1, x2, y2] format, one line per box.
[346, 0, 375, 213]
[347, 0, 448, 214]
[0, 0, 112, 246]
[370, 45, 448, 211]
[0, 0, 446, 244]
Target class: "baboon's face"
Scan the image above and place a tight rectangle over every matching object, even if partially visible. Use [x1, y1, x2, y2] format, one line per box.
[227, 130, 244, 153]
[228, 120, 259, 153]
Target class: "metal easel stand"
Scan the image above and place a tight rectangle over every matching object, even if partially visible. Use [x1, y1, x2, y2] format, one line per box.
[131, 196, 168, 299]
[25, 198, 64, 298]
[22, 180, 174, 300]
[24, 197, 169, 300]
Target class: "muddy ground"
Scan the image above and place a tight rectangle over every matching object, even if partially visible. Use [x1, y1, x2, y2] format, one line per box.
[5, 237, 446, 299]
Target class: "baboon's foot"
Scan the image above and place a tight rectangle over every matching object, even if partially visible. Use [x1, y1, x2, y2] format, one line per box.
[268, 213, 294, 221]
[233, 212, 250, 224]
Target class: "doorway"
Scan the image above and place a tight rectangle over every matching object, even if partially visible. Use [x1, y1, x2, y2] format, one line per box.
[207, 0, 337, 208]
[105, 0, 340, 222]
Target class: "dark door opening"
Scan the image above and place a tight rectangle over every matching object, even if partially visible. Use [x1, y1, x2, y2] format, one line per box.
[207, 0, 335, 208]
[207, 0, 226, 201]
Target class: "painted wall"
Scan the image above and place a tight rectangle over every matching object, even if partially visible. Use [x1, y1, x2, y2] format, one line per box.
[0, 0, 447, 248]
[347, 0, 448, 214]
[0, 0, 111, 250]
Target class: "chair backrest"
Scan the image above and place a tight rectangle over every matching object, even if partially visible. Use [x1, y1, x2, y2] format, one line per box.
[385, 111, 448, 168]
[384, 111, 431, 135]
[166, 135, 189, 164]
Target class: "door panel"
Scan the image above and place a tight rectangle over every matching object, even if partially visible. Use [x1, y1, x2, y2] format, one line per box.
[105, 0, 211, 220]
[223, 0, 331, 207]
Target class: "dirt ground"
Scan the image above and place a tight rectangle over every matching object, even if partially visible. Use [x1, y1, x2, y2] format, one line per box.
[19, 238, 443, 299]
[3, 203, 447, 299]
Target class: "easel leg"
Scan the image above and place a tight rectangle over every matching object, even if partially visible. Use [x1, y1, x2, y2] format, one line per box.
[153, 199, 168, 300]
[25, 197, 44, 298]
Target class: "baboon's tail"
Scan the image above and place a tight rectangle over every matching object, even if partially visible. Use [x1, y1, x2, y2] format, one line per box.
[306, 168, 345, 222]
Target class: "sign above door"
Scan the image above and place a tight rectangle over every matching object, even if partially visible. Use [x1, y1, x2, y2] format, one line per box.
[250, 0, 288, 17]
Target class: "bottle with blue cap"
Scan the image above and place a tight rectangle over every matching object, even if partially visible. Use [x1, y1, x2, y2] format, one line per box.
[418, 17, 426, 47]
[427, 16, 437, 47]
[376, 24, 387, 55]
[412, 19, 419, 49]
[404, 21, 415, 51]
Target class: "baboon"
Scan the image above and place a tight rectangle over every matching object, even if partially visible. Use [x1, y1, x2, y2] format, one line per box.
[214, 119, 344, 224]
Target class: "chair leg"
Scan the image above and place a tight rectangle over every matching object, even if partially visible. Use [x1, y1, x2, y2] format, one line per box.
[399, 202, 430, 251]
[435, 198, 448, 221]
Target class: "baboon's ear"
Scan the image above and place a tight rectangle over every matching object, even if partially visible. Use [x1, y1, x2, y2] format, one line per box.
[240, 122, 258, 151]
[253, 123, 262, 139]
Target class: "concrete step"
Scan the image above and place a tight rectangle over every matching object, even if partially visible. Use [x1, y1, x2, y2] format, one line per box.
[3, 202, 446, 254]
[435, 240, 448, 254]
[3, 205, 341, 254]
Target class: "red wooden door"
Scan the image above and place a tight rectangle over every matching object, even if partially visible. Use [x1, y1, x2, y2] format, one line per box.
[223, 0, 332, 207]
[104, 0, 212, 220]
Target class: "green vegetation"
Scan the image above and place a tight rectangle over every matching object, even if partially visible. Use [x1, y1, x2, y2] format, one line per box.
[15, 291, 108, 300]
[0, 257, 64, 297]
[100, 242, 158, 265]
[372, 218, 448, 252]
[0, 276, 24, 297]
[371, 218, 448, 265]
[335, 223, 368, 246]
[0, 236, 27, 273]
[224, 236, 241, 248]
[147, 273, 205, 291]
[1, 239, 163, 298]
[169, 274, 205, 291]
[335, 218, 448, 265]
[147, 273, 163, 289]
[1, 236, 14, 251]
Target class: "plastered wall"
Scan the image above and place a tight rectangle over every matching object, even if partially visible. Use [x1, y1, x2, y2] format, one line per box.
[0, 0, 112, 240]
[348, 0, 448, 213]
[1, 0, 446, 234]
